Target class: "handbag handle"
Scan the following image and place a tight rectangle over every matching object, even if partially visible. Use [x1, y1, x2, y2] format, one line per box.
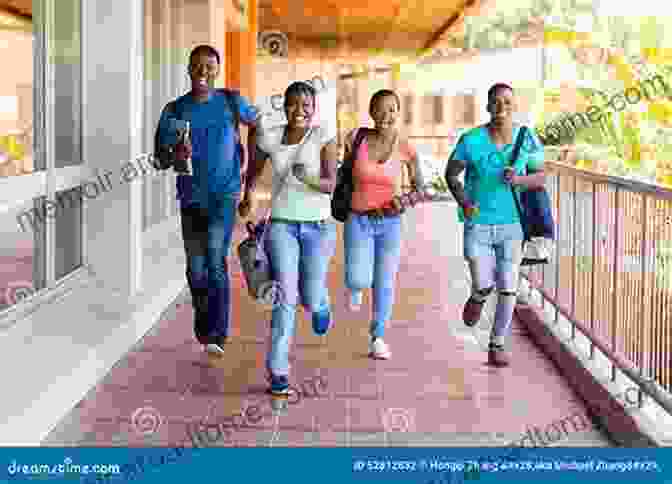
[508, 126, 529, 240]
[255, 127, 313, 246]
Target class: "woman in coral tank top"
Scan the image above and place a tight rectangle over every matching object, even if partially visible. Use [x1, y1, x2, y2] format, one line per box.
[343, 89, 420, 360]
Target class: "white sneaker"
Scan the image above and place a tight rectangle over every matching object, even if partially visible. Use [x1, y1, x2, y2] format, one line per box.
[348, 290, 363, 312]
[369, 338, 391, 360]
[205, 343, 225, 356]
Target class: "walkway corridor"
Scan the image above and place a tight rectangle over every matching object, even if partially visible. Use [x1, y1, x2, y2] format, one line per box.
[42, 201, 612, 447]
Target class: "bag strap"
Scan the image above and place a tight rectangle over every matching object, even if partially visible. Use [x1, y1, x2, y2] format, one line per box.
[344, 127, 369, 172]
[508, 126, 528, 239]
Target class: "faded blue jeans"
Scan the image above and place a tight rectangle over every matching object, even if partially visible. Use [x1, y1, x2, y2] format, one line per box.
[344, 213, 402, 339]
[266, 220, 337, 376]
[463, 221, 523, 345]
[180, 196, 238, 344]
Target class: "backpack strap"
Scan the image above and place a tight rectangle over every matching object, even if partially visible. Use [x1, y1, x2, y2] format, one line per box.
[217, 88, 241, 140]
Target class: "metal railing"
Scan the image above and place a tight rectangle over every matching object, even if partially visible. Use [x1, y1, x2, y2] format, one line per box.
[416, 134, 672, 416]
[526, 161, 672, 415]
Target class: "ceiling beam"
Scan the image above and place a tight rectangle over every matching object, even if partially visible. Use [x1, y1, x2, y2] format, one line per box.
[422, 0, 476, 52]
[0, 5, 31, 20]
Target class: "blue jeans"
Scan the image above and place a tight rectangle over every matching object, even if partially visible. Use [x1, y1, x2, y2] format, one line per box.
[179, 196, 238, 344]
[463, 221, 523, 343]
[344, 213, 402, 339]
[266, 220, 337, 376]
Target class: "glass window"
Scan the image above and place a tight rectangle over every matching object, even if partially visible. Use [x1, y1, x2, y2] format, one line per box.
[51, 0, 82, 168]
[0, 26, 35, 178]
[0, 199, 46, 314]
[54, 187, 82, 279]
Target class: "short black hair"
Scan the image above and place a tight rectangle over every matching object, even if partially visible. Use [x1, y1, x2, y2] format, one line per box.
[488, 83, 514, 101]
[284, 81, 316, 108]
[189, 45, 220, 65]
[369, 89, 401, 112]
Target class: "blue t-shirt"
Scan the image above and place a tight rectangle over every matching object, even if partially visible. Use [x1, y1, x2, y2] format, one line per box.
[449, 124, 545, 225]
[156, 89, 259, 208]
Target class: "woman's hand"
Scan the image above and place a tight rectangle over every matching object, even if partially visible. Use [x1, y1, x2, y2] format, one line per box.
[238, 192, 255, 218]
[291, 163, 307, 181]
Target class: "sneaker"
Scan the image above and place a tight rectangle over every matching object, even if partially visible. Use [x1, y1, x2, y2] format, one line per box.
[369, 337, 391, 360]
[312, 309, 332, 335]
[205, 343, 225, 357]
[463, 297, 486, 327]
[487, 343, 510, 367]
[268, 374, 290, 396]
[348, 290, 363, 312]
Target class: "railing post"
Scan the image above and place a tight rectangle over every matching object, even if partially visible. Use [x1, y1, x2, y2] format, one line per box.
[554, 172, 561, 325]
[611, 188, 620, 382]
[571, 175, 577, 339]
[639, 195, 648, 379]
[590, 183, 597, 360]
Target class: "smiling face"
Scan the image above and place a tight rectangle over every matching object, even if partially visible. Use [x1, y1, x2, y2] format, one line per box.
[285, 93, 315, 129]
[370, 94, 399, 131]
[487, 87, 515, 123]
[188, 51, 219, 96]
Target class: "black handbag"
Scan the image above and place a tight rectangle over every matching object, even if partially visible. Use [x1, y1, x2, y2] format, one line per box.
[331, 128, 370, 222]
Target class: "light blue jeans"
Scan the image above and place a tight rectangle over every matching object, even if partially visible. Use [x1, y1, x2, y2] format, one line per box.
[344, 213, 402, 339]
[265, 220, 337, 376]
[463, 221, 523, 344]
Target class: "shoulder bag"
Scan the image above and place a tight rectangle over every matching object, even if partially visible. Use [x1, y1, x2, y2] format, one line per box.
[331, 128, 370, 222]
[508, 126, 556, 266]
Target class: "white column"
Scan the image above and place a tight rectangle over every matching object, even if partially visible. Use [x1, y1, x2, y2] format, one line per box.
[82, 0, 144, 297]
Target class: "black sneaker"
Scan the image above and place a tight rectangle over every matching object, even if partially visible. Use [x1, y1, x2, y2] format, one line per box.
[488, 343, 510, 367]
[268, 374, 290, 396]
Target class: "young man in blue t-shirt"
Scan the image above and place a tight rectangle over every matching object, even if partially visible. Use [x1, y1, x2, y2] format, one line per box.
[444, 83, 546, 367]
[155, 45, 260, 356]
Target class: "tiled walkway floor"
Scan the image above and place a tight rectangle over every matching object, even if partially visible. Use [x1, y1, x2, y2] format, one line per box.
[43, 202, 612, 447]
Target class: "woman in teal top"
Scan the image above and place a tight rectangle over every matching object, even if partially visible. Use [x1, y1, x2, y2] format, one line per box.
[444, 83, 546, 367]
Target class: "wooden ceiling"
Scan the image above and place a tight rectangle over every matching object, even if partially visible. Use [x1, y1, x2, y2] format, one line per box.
[258, 0, 487, 62]
[0, 0, 489, 63]
[0, 0, 31, 18]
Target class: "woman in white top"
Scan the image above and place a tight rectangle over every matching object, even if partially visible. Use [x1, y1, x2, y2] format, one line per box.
[240, 81, 338, 395]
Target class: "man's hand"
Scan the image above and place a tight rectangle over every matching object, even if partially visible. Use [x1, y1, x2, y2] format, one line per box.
[238, 192, 255, 218]
[503, 167, 517, 185]
[463, 201, 479, 219]
[175, 143, 192, 161]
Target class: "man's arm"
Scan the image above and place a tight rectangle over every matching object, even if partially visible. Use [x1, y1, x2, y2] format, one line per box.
[512, 168, 546, 189]
[152, 102, 177, 170]
[444, 157, 469, 207]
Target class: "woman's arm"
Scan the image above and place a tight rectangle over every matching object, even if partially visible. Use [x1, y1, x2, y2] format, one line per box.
[293, 138, 339, 194]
